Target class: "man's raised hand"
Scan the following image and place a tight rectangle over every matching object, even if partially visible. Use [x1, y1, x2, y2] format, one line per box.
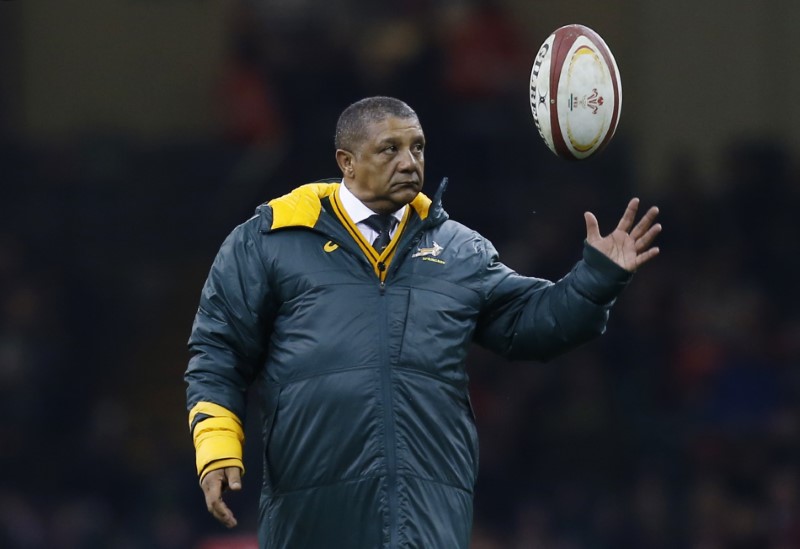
[584, 198, 661, 272]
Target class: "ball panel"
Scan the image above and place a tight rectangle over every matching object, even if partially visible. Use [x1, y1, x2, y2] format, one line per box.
[557, 37, 618, 159]
[529, 34, 556, 154]
[548, 25, 583, 159]
[578, 25, 622, 155]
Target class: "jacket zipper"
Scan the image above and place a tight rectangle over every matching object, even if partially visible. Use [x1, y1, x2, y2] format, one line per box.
[342, 227, 427, 546]
[334, 225, 423, 546]
[376, 267, 398, 548]
[375, 232, 421, 547]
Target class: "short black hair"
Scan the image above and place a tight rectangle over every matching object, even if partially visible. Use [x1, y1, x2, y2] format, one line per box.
[335, 96, 418, 151]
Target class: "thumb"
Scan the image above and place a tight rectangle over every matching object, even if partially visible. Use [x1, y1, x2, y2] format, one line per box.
[584, 211, 601, 243]
[226, 467, 242, 491]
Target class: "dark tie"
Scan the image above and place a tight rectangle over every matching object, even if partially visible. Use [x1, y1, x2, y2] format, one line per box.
[363, 214, 396, 252]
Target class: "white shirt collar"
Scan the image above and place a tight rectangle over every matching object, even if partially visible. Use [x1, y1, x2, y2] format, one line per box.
[338, 181, 406, 225]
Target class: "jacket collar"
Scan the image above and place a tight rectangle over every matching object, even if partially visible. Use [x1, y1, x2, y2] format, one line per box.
[338, 182, 407, 226]
[260, 178, 448, 232]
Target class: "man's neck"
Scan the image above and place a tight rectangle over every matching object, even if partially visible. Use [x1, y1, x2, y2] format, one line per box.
[339, 181, 406, 224]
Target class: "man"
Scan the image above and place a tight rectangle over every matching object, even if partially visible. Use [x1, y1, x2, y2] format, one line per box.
[185, 96, 660, 548]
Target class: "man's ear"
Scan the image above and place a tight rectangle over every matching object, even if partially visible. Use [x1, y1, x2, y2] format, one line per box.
[335, 149, 355, 177]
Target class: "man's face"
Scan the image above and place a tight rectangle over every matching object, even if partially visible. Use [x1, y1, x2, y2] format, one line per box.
[345, 116, 425, 213]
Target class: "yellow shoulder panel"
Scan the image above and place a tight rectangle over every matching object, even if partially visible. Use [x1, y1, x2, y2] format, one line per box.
[268, 182, 339, 229]
[409, 192, 432, 220]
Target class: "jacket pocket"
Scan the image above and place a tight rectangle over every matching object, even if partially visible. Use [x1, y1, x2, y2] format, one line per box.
[397, 285, 478, 383]
[388, 288, 411, 366]
[262, 383, 283, 495]
[266, 370, 384, 493]
[463, 391, 479, 483]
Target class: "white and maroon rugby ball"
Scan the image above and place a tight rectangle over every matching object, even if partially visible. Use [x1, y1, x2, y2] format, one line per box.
[529, 24, 622, 160]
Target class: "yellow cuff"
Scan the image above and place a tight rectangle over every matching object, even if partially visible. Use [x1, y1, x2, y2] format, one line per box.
[190, 402, 245, 477]
[189, 401, 243, 431]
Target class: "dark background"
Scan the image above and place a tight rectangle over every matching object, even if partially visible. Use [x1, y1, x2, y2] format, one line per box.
[2, 1, 800, 547]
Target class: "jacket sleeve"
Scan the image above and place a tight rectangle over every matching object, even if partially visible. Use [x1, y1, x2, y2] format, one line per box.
[474, 237, 632, 362]
[184, 216, 276, 479]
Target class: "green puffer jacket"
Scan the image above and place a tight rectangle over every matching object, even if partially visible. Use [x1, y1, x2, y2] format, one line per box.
[185, 179, 631, 548]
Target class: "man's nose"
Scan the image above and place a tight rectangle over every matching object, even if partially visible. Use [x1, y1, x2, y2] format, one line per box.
[397, 149, 418, 171]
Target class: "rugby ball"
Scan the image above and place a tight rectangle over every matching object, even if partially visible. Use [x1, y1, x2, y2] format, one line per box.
[529, 24, 622, 160]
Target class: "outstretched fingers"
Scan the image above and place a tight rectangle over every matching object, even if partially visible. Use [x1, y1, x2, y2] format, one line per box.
[615, 198, 640, 234]
[634, 245, 660, 269]
[630, 205, 660, 240]
[635, 218, 662, 253]
[583, 197, 661, 271]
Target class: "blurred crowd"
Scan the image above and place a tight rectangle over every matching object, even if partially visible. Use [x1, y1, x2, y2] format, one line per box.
[2, 1, 800, 548]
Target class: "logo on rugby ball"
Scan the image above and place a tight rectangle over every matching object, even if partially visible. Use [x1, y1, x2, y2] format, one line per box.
[569, 89, 604, 115]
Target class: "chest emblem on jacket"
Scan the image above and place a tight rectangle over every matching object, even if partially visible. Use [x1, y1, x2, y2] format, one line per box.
[323, 241, 339, 252]
[412, 241, 445, 264]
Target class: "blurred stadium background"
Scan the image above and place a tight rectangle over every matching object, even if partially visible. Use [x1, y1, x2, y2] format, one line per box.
[2, 0, 800, 547]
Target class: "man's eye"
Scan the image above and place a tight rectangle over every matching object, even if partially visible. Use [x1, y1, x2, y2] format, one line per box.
[414, 144, 425, 153]
[384, 146, 397, 153]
